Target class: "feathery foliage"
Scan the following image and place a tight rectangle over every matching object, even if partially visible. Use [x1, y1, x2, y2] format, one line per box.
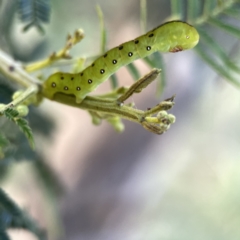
[3, 108, 35, 150]
[169, 0, 240, 87]
[17, 0, 51, 33]
[0, 134, 9, 159]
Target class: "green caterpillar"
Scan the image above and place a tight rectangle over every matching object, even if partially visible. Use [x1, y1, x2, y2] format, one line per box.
[42, 21, 199, 103]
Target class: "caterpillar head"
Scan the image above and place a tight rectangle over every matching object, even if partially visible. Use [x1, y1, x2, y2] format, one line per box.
[169, 21, 199, 52]
[155, 21, 199, 53]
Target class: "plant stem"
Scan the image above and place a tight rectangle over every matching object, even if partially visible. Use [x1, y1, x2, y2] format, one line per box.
[0, 49, 42, 87]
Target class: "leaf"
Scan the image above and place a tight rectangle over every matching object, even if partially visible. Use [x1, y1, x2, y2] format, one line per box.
[3, 109, 19, 119]
[197, 27, 240, 73]
[223, 8, 240, 20]
[208, 16, 240, 39]
[170, 0, 240, 87]
[187, 0, 201, 22]
[143, 52, 165, 95]
[110, 73, 118, 89]
[0, 134, 9, 160]
[194, 45, 240, 87]
[140, 0, 147, 33]
[15, 118, 35, 149]
[202, 0, 217, 16]
[96, 4, 107, 54]
[170, 0, 184, 19]
[17, 0, 51, 33]
[126, 63, 141, 81]
[0, 135, 9, 148]
[3, 109, 35, 150]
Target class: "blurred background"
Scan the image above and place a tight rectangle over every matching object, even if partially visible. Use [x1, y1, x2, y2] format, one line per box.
[1, 0, 240, 240]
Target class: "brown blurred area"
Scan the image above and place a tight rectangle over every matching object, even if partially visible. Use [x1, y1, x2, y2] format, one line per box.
[2, 0, 240, 240]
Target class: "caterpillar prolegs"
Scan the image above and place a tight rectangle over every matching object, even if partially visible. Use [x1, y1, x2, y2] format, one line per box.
[42, 21, 199, 103]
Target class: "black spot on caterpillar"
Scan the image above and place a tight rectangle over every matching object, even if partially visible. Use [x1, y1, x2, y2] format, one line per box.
[42, 21, 199, 103]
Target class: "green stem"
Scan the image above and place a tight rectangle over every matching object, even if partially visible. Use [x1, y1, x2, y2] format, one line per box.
[51, 92, 175, 134]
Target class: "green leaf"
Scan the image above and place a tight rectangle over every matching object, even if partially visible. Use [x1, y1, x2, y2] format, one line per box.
[170, 0, 183, 19]
[187, 0, 201, 22]
[140, 0, 147, 33]
[23, 22, 45, 34]
[3, 109, 19, 119]
[143, 52, 165, 95]
[0, 134, 9, 159]
[143, 52, 163, 69]
[208, 16, 240, 39]
[197, 27, 240, 73]
[203, 0, 217, 16]
[110, 73, 118, 89]
[126, 63, 141, 81]
[223, 8, 240, 20]
[3, 109, 35, 150]
[194, 45, 240, 87]
[175, 0, 240, 87]
[0, 134, 9, 148]
[96, 4, 107, 54]
[15, 118, 35, 150]
[17, 0, 51, 33]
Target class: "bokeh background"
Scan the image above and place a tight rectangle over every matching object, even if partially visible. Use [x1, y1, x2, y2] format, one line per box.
[1, 0, 240, 240]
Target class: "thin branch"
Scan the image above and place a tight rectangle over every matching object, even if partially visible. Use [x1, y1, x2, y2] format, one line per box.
[117, 69, 161, 103]
[0, 49, 42, 87]
[54, 92, 174, 120]
[25, 29, 85, 72]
